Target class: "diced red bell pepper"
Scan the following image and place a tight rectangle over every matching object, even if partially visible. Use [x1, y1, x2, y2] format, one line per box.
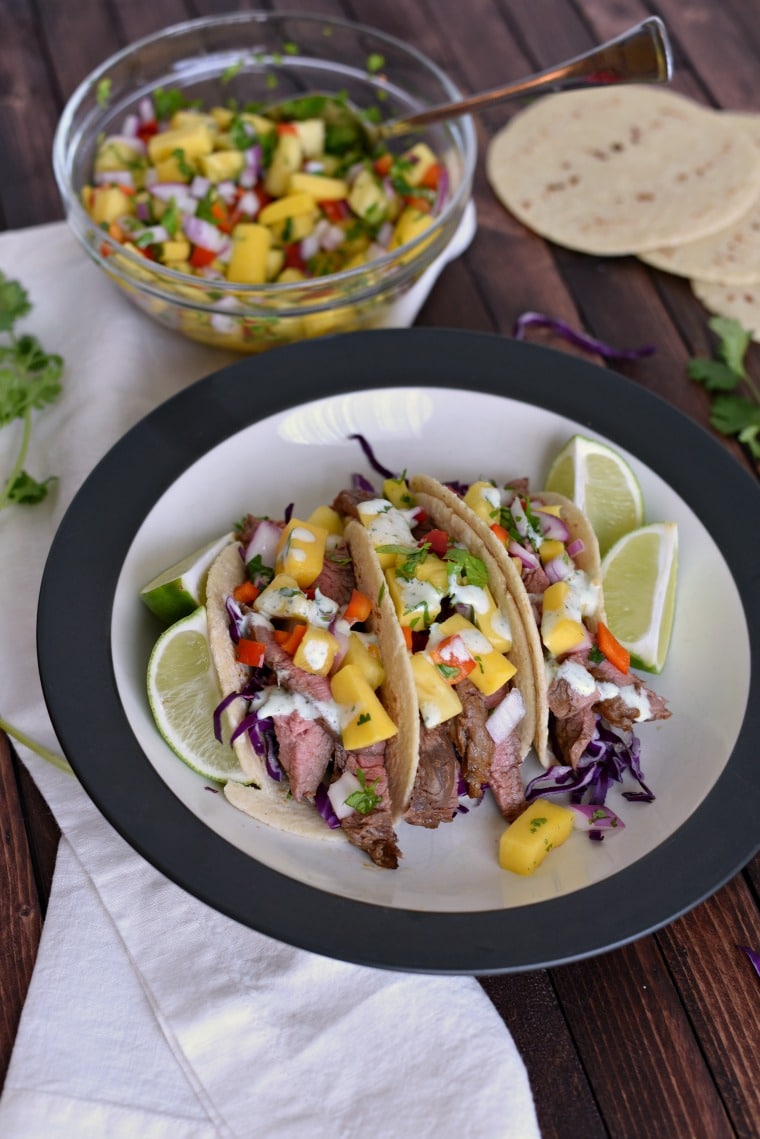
[343, 589, 372, 625]
[273, 623, 307, 655]
[429, 634, 477, 684]
[597, 622, 630, 674]
[189, 245, 217, 269]
[235, 638, 267, 668]
[424, 529, 449, 558]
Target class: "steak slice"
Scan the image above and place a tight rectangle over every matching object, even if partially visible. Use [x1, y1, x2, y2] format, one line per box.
[404, 723, 459, 827]
[588, 659, 671, 730]
[312, 541, 356, 607]
[488, 729, 525, 820]
[553, 704, 598, 767]
[332, 487, 376, 519]
[335, 743, 401, 869]
[273, 711, 335, 800]
[447, 679, 494, 798]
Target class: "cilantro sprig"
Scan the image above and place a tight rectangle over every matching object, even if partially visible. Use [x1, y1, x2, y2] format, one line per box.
[344, 766, 382, 815]
[0, 274, 63, 511]
[687, 317, 760, 460]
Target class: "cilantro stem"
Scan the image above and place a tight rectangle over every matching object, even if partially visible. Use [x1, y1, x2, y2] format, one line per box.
[0, 714, 73, 776]
[0, 404, 31, 511]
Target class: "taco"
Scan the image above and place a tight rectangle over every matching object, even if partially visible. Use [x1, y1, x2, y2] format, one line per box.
[205, 503, 418, 869]
[332, 477, 537, 826]
[412, 474, 670, 770]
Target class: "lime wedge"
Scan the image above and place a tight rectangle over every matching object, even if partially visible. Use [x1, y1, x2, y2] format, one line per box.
[140, 532, 233, 624]
[146, 606, 250, 783]
[601, 523, 678, 673]
[545, 435, 644, 557]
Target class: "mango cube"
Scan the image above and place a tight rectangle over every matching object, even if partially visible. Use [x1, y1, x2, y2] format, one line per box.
[330, 665, 397, 750]
[389, 206, 433, 251]
[543, 581, 570, 612]
[199, 149, 244, 183]
[472, 587, 512, 653]
[342, 632, 385, 690]
[385, 568, 443, 628]
[463, 480, 500, 525]
[402, 142, 439, 187]
[94, 137, 144, 174]
[433, 613, 515, 697]
[293, 627, 339, 676]
[153, 154, 193, 183]
[259, 191, 318, 227]
[289, 172, 348, 200]
[227, 224, 271, 285]
[265, 134, 303, 197]
[498, 799, 575, 875]
[540, 539, 565, 564]
[292, 119, 325, 157]
[148, 124, 214, 164]
[348, 168, 387, 223]
[410, 652, 463, 728]
[382, 476, 416, 510]
[307, 504, 343, 536]
[90, 186, 135, 225]
[542, 614, 587, 657]
[275, 519, 328, 587]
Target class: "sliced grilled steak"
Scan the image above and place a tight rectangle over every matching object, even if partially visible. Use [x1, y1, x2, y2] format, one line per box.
[588, 659, 671, 730]
[548, 671, 598, 721]
[447, 679, 493, 798]
[331, 487, 376, 519]
[522, 564, 552, 595]
[488, 730, 525, 820]
[312, 541, 356, 607]
[553, 705, 598, 767]
[335, 743, 400, 869]
[273, 712, 335, 800]
[260, 634, 334, 704]
[404, 723, 459, 827]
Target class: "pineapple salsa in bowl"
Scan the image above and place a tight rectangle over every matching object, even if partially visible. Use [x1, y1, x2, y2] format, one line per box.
[53, 12, 476, 353]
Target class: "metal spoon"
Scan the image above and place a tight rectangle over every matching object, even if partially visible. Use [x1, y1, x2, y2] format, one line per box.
[266, 17, 672, 147]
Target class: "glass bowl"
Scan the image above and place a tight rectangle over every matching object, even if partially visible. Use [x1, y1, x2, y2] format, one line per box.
[53, 11, 476, 354]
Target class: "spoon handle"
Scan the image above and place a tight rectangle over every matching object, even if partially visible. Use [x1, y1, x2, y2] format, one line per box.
[378, 17, 673, 141]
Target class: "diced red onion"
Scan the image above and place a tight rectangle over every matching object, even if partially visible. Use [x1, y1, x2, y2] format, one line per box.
[245, 144, 262, 176]
[376, 220, 394, 248]
[326, 770, 362, 820]
[544, 555, 572, 584]
[94, 170, 135, 188]
[151, 183, 198, 214]
[182, 213, 229, 253]
[485, 688, 525, 743]
[433, 164, 449, 215]
[300, 218, 329, 262]
[135, 199, 151, 221]
[244, 519, 282, 568]
[217, 180, 237, 204]
[190, 175, 211, 199]
[569, 802, 625, 837]
[316, 783, 343, 828]
[507, 539, 540, 570]
[238, 168, 256, 190]
[139, 224, 169, 244]
[322, 223, 345, 251]
[138, 96, 155, 123]
[510, 497, 529, 538]
[534, 509, 569, 542]
[566, 538, 585, 558]
[237, 190, 260, 217]
[210, 300, 239, 334]
[143, 167, 157, 188]
[121, 113, 139, 138]
[304, 159, 325, 173]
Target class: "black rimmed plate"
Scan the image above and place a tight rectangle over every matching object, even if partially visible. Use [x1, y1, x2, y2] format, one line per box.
[37, 329, 759, 973]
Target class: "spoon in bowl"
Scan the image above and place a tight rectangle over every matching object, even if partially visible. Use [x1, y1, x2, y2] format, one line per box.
[265, 17, 673, 148]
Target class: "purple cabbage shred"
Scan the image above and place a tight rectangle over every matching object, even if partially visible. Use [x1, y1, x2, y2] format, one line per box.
[513, 311, 656, 361]
[351, 472, 375, 493]
[315, 783, 342, 829]
[348, 433, 397, 479]
[739, 945, 760, 979]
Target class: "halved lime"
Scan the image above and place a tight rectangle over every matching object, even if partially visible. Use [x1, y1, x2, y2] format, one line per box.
[140, 532, 233, 624]
[601, 522, 678, 673]
[146, 606, 250, 783]
[545, 435, 644, 557]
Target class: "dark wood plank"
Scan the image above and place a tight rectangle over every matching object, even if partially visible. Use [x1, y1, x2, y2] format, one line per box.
[0, 734, 45, 1092]
[551, 936, 736, 1138]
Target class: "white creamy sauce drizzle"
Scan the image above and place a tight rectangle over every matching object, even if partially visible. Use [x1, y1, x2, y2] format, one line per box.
[301, 637, 331, 673]
[402, 576, 443, 615]
[357, 499, 417, 547]
[448, 575, 488, 613]
[563, 569, 601, 621]
[252, 687, 341, 734]
[546, 659, 652, 722]
[254, 584, 338, 628]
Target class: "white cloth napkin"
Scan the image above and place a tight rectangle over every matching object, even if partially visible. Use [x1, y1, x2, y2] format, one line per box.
[0, 216, 541, 1138]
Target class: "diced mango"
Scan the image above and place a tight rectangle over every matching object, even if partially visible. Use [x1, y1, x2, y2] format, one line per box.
[389, 206, 434, 251]
[277, 267, 306, 284]
[330, 665, 397, 750]
[148, 124, 214, 164]
[293, 627, 340, 676]
[211, 106, 235, 129]
[410, 652, 463, 728]
[401, 142, 439, 187]
[538, 503, 563, 517]
[542, 614, 587, 657]
[472, 587, 512, 653]
[275, 518, 328, 587]
[90, 186, 135, 225]
[160, 240, 191, 263]
[385, 568, 443, 628]
[433, 613, 515, 696]
[265, 134, 303, 198]
[292, 119, 325, 157]
[463, 480, 500, 525]
[259, 191, 318, 226]
[307, 505, 343, 536]
[289, 172, 348, 200]
[382, 476, 415, 510]
[199, 149, 244, 183]
[94, 137, 144, 174]
[239, 112, 276, 137]
[539, 539, 565, 564]
[347, 168, 387, 223]
[266, 248, 285, 280]
[342, 632, 385, 690]
[153, 154, 194, 183]
[170, 110, 218, 132]
[543, 581, 570, 612]
[268, 212, 317, 244]
[414, 553, 449, 593]
[498, 799, 574, 875]
[227, 223, 271, 284]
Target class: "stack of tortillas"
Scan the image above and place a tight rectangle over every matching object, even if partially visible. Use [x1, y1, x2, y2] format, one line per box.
[486, 86, 760, 339]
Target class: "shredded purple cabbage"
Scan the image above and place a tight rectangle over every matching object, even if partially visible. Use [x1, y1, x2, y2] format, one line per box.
[351, 471, 375, 493]
[213, 691, 245, 743]
[739, 945, 760, 979]
[315, 782, 342, 829]
[348, 433, 396, 479]
[526, 720, 654, 826]
[513, 311, 656, 361]
[225, 596, 244, 644]
[283, 501, 294, 524]
[230, 708, 282, 781]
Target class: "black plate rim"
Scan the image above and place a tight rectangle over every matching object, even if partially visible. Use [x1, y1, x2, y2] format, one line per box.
[37, 328, 760, 974]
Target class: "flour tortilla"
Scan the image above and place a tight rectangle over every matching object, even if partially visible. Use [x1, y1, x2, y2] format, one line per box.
[206, 532, 417, 842]
[639, 111, 760, 284]
[691, 279, 760, 341]
[486, 86, 760, 256]
[410, 477, 605, 766]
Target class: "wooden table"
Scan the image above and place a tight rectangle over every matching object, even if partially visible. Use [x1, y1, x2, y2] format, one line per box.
[2, 2, 759, 1136]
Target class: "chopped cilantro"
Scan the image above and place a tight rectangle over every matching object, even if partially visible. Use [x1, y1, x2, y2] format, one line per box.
[283, 41, 299, 55]
[366, 53, 385, 74]
[95, 78, 112, 108]
[344, 767, 382, 814]
[688, 317, 760, 459]
[376, 542, 429, 580]
[529, 816, 548, 834]
[161, 202, 180, 237]
[357, 712, 372, 725]
[436, 662, 460, 681]
[153, 86, 190, 121]
[444, 546, 487, 587]
[246, 554, 274, 585]
[171, 148, 195, 179]
[588, 645, 605, 664]
[221, 58, 246, 84]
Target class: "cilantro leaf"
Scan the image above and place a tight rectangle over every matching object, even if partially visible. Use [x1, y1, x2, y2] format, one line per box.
[6, 470, 56, 505]
[710, 316, 750, 379]
[444, 546, 488, 587]
[344, 767, 382, 815]
[0, 277, 31, 332]
[709, 393, 760, 437]
[687, 357, 740, 392]
[376, 542, 429, 580]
